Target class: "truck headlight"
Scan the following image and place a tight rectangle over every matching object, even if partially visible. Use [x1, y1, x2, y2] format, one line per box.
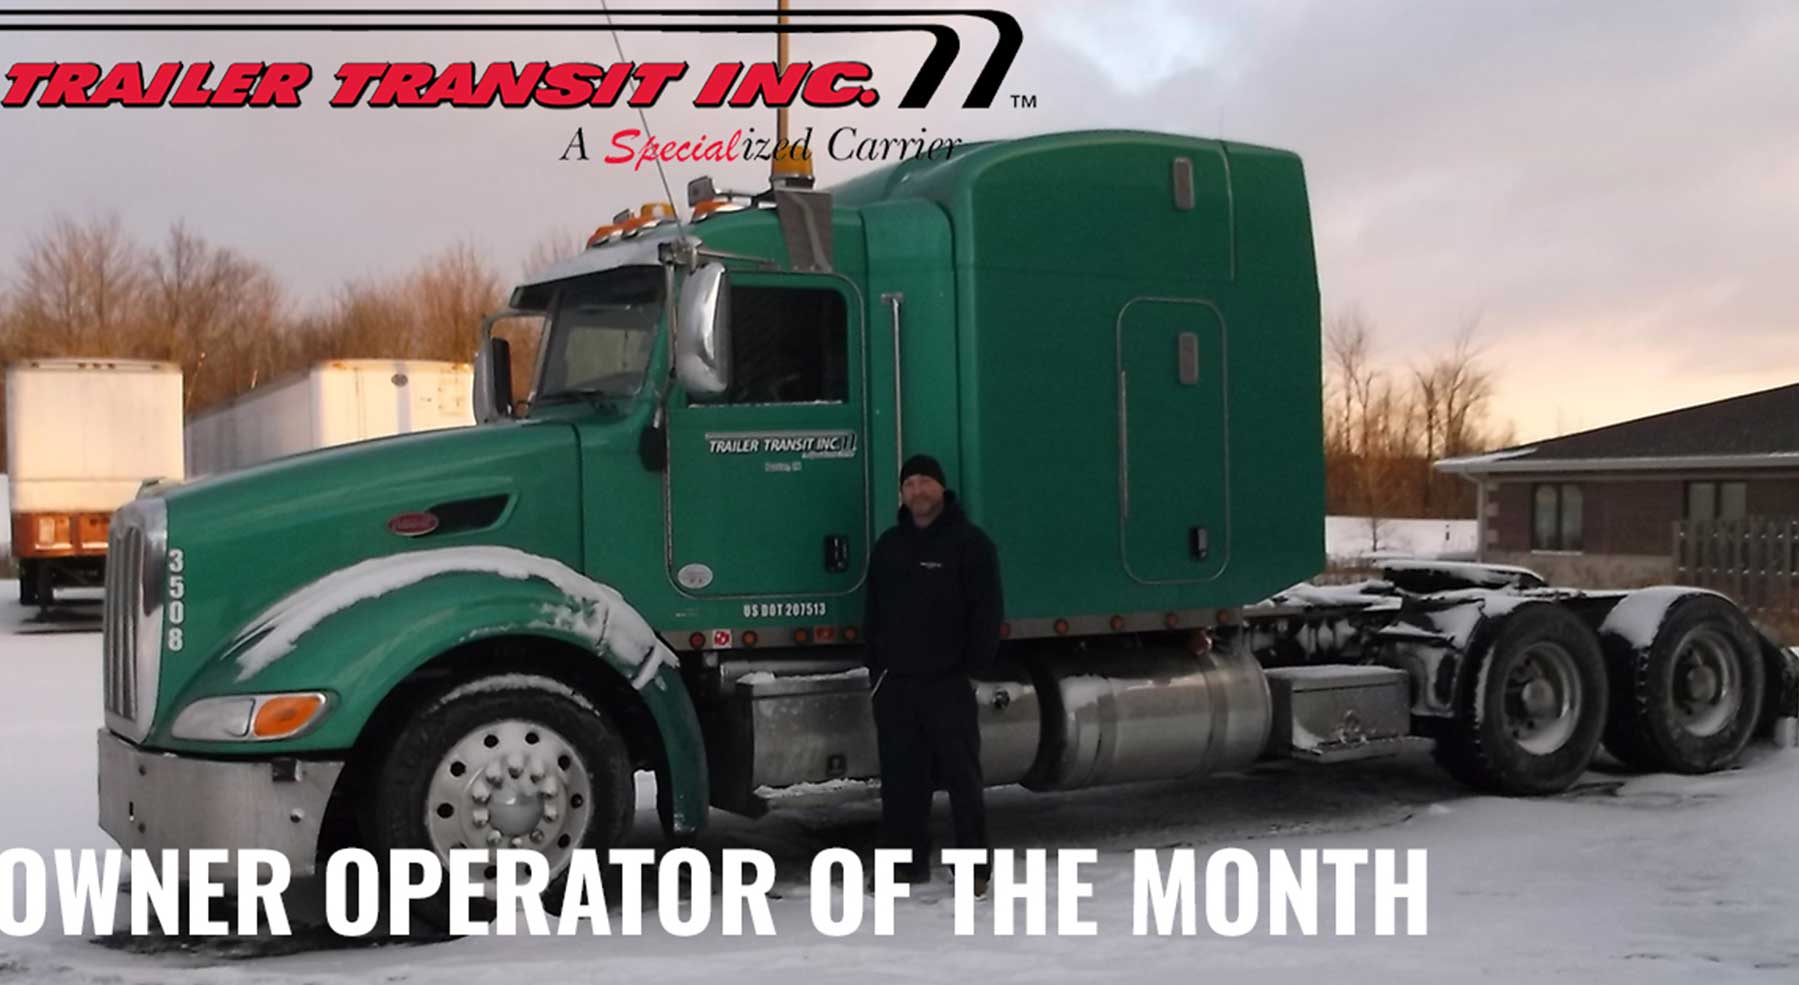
[170, 692, 329, 741]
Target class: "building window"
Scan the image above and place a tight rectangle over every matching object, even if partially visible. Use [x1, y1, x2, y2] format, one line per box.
[1532, 483, 1583, 551]
[716, 284, 848, 405]
[1687, 481, 1747, 522]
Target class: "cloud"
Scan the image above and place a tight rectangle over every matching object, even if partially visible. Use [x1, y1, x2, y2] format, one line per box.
[1, 1, 1795, 446]
[1039, 0, 1235, 95]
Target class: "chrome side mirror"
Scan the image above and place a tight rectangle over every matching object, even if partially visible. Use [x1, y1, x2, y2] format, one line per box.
[676, 262, 731, 401]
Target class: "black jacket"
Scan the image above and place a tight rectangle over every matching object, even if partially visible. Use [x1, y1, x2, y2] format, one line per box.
[863, 492, 1005, 679]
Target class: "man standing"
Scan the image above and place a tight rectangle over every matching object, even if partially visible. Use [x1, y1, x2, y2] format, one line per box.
[864, 454, 1005, 891]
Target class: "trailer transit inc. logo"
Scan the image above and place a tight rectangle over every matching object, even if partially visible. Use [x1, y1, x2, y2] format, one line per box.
[0, 8, 1023, 111]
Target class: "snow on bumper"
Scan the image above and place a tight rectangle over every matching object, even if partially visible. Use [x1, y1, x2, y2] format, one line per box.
[97, 729, 343, 877]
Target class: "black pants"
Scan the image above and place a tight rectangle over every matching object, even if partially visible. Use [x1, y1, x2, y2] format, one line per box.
[872, 672, 988, 880]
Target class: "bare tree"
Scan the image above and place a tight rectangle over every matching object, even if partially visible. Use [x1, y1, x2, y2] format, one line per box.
[7, 214, 147, 356]
[145, 223, 289, 409]
[1324, 308, 1509, 530]
[520, 228, 583, 280]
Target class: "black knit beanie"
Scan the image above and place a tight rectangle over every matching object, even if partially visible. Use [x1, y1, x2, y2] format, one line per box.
[899, 454, 946, 486]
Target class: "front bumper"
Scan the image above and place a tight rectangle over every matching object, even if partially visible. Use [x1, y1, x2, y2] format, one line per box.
[97, 729, 345, 877]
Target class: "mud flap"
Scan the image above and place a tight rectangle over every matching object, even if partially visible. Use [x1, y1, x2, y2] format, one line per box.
[1756, 633, 1799, 746]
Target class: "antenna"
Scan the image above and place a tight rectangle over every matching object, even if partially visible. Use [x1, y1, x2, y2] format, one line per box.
[600, 0, 689, 235]
[777, 0, 789, 151]
[770, 0, 815, 190]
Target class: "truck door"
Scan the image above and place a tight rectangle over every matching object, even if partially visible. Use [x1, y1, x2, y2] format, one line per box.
[666, 274, 868, 599]
[1117, 297, 1229, 583]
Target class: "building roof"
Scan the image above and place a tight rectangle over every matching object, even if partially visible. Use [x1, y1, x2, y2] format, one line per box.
[1438, 381, 1799, 474]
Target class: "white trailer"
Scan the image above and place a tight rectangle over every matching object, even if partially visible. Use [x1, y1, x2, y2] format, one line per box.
[5, 358, 185, 605]
[184, 359, 473, 477]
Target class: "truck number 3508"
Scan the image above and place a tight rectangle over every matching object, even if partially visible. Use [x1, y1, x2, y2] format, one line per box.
[166, 548, 186, 652]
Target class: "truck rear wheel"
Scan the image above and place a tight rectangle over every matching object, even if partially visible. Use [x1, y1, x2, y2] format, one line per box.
[367, 674, 635, 929]
[1434, 603, 1608, 796]
[1602, 596, 1765, 774]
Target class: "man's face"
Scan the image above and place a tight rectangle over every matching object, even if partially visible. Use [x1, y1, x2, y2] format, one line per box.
[902, 474, 945, 524]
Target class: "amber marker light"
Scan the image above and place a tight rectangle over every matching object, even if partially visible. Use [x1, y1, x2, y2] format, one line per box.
[251, 693, 328, 740]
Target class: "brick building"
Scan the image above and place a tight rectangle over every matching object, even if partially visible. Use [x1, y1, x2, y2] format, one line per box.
[1436, 382, 1799, 586]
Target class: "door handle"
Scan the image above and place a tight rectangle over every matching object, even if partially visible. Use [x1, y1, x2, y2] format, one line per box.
[1189, 525, 1210, 561]
[824, 534, 850, 573]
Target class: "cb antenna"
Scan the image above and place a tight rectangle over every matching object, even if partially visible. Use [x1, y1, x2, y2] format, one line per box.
[770, 0, 815, 190]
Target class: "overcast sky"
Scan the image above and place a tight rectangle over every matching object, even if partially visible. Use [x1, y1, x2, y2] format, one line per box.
[2, 0, 1795, 443]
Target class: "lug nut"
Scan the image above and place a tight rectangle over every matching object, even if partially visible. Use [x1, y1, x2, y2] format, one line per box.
[507, 753, 525, 778]
[485, 830, 503, 847]
[530, 830, 546, 844]
[511, 836, 524, 848]
[542, 804, 559, 822]
[470, 781, 491, 804]
[484, 763, 505, 783]
[540, 777, 559, 798]
[472, 808, 490, 828]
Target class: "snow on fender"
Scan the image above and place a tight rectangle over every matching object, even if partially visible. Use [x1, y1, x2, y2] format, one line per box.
[1596, 585, 1724, 651]
[230, 545, 679, 689]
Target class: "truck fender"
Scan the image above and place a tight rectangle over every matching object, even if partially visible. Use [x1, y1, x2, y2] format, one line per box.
[196, 545, 707, 834]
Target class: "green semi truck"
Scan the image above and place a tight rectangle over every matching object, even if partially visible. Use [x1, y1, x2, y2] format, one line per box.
[97, 130, 1797, 914]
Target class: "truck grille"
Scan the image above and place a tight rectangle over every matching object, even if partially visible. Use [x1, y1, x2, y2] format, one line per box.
[102, 498, 166, 741]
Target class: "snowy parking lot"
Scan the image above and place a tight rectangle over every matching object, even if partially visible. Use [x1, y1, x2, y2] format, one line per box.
[3, 585, 1798, 983]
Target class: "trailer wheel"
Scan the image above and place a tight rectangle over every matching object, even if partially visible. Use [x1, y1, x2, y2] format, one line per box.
[366, 674, 635, 929]
[1603, 596, 1764, 774]
[1434, 603, 1608, 796]
[18, 561, 39, 606]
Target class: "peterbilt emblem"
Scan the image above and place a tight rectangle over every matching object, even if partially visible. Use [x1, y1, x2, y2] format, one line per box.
[677, 563, 715, 589]
[387, 512, 439, 537]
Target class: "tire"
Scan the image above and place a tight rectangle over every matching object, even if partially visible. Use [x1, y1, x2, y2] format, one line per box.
[1602, 595, 1765, 774]
[19, 561, 39, 607]
[35, 560, 55, 607]
[365, 674, 636, 930]
[1434, 603, 1609, 796]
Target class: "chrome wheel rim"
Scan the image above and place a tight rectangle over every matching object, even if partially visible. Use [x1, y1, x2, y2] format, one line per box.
[425, 719, 592, 898]
[1504, 642, 1582, 755]
[1670, 627, 1740, 739]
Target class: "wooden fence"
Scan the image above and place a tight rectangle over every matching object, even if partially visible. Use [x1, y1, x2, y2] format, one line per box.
[1675, 518, 1799, 632]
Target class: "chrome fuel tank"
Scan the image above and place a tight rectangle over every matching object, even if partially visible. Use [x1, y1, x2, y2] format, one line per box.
[1024, 644, 1271, 790]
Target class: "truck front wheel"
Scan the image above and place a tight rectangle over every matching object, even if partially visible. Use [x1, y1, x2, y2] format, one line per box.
[367, 674, 636, 928]
[1434, 604, 1609, 796]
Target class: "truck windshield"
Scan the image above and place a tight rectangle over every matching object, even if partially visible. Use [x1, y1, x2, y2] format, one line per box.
[534, 266, 662, 404]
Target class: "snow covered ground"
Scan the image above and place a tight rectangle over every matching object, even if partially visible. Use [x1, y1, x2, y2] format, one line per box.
[3, 585, 1798, 982]
[1326, 516, 1477, 563]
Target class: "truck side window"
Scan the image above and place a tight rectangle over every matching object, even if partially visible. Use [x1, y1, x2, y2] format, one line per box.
[720, 285, 848, 405]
